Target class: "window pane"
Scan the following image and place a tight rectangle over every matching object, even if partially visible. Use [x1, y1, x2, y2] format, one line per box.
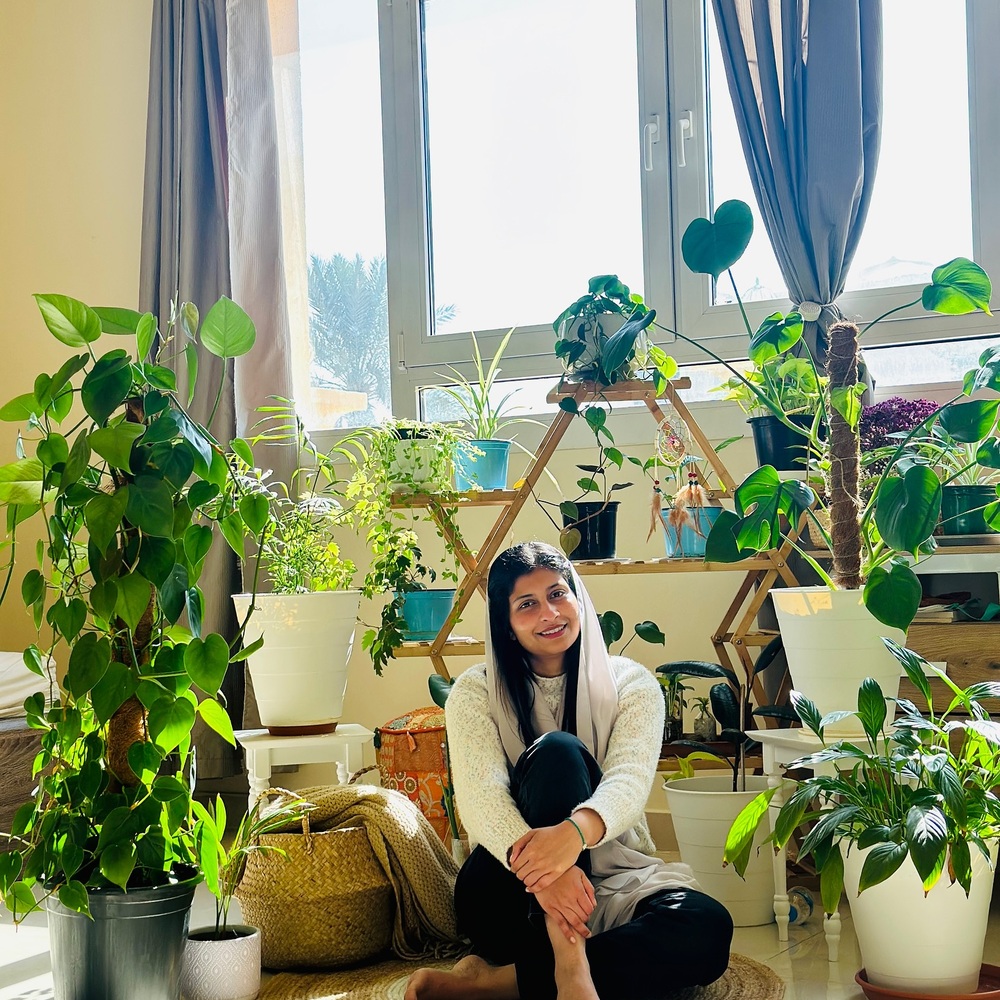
[865, 337, 997, 389]
[707, 1, 972, 304]
[298, 0, 390, 428]
[422, 0, 643, 335]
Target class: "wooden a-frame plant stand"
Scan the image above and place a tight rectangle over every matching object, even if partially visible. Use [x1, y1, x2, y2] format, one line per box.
[391, 378, 799, 714]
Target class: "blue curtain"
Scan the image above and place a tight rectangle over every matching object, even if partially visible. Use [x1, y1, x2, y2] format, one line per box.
[711, 0, 883, 360]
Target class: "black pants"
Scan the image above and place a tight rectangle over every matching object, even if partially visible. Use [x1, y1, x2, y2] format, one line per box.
[455, 731, 734, 1000]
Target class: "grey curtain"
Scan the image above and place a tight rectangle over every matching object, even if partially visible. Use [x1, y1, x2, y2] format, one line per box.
[140, 0, 296, 776]
[711, 0, 883, 360]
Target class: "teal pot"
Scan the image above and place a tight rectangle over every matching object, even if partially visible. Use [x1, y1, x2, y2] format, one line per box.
[562, 501, 619, 560]
[747, 414, 817, 472]
[397, 588, 456, 641]
[454, 439, 511, 491]
[940, 484, 998, 535]
[46, 872, 198, 1000]
[661, 506, 723, 558]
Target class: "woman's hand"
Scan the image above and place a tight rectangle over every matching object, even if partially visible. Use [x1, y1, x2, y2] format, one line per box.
[535, 866, 597, 943]
[508, 821, 582, 891]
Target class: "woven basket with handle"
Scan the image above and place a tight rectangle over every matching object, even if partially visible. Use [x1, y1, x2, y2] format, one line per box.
[235, 788, 394, 969]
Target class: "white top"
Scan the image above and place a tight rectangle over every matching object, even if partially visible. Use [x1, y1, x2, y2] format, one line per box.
[446, 656, 663, 865]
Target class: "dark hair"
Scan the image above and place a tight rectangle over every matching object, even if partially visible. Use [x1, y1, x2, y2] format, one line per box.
[486, 542, 581, 747]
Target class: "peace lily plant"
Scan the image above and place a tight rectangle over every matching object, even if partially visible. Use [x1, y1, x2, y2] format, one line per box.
[0, 293, 267, 923]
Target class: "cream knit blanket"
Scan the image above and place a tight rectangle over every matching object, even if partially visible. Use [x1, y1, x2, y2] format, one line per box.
[270, 784, 468, 961]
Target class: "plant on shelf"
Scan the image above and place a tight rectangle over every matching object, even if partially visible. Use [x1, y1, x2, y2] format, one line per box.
[434, 328, 543, 491]
[553, 274, 676, 388]
[724, 639, 1000, 993]
[534, 395, 634, 559]
[0, 294, 264, 994]
[858, 396, 940, 481]
[339, 419, 466, 674]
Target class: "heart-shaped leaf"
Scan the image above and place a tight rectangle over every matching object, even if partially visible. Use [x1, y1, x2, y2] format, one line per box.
[91, 660, 138, 724]
[864, 562, 922, 631]
[748, 312, 804, 364]
[921, 258, 992, 316]
[34, 294, 102, 347]
[100, 843, 137, 890]
[184, 634, 229, 696]
[198, 697, 235, 746]
[200, 297, 256, 359]
[874, 466, 942, 555]
[84, 489, 128, 553]
[80, 350, 132, 425]
[559, 527, 582, 557]
[125, 475, 175, 537]
[116, 574, 152, 632]
[598, 610, 624, 647]
[93, 306, 143, 334]
[66, 633, 111, 697]
[147, 695, 196, 754]
[681, 200, 754, 279]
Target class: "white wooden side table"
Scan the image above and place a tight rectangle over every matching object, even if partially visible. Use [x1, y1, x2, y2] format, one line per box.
[235, 725, 376, 811]
[745, 728, 843, 963]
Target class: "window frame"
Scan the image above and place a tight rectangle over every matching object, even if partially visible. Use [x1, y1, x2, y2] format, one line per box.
[322, 0, 999, 426]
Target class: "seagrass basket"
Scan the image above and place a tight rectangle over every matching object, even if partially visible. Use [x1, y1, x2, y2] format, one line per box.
[235, 813, 393, 969]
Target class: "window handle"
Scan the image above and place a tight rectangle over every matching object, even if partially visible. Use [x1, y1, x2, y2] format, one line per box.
[676, 110, 694, 168]
[642, 115, 661, 171]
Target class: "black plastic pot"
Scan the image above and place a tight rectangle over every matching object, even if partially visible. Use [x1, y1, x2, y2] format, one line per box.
[748, 413, 815, 471]
[562, 501, 619, 560]
[940, 484, 998, 536]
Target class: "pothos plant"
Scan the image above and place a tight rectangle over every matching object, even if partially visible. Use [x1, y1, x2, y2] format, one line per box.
[0, 293, 267, 921]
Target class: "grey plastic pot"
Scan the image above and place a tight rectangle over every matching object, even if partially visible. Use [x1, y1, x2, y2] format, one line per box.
[45, 874, 198, 1000]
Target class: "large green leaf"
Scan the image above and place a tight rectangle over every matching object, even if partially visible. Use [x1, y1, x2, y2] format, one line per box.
[428, 674, 455, 709]
[158, 564, 190, 623]
[100, 843, 137, 890]
[601, 308, 655, 379]
[93, 306, 143, 334]
[864, 563, 922, 631]
[125, 475, 175, 537]
[681, 200, 754, 279]
[91, 660, 138, 724]
[0, 393, 42, 422]
[856, 676, 887, 742]
[200, 297, 256, 359]
[748, 312, 804, 364]
[184, 634, 229, 696]
[60, 432, 91, 492]
[0, 459, 45, 505]
[136, 313, 157, 362]
[89, 423, 144, 471]
[80, 351, 132, 424]
[34, 294, 102, 347]
[938, 398, 1000, 443]
[147, 695, 196, 754]
[239, 494, 270, 536]
[905, 803, 948, 889]
[138, 535, 177, 587]
[116, 574, 152, 631]
[84, 489, 128, 553]
[966, 346, 1000, 394]
[198, 697, 235, 745]
[703, 509, 751, 563]
[723, 787, 775, 876]
[65, 633, 111, 697]
[921, 258, 992, 316]
[598, 610, 624, 647]
[874, 466, 942, 555]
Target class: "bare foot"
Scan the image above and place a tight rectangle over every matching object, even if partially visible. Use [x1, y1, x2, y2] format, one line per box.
[545, 915, 599, 1000]
[404, 954, 518, 1000]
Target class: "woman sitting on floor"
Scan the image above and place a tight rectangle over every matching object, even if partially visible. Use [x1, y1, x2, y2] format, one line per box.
[406, 541, 733, 1000]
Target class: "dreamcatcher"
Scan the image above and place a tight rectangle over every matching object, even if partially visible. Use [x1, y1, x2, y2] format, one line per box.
[648, 401, 718, 547]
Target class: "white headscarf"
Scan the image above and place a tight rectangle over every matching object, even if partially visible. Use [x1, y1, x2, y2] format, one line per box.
[485, 560, 619, 768]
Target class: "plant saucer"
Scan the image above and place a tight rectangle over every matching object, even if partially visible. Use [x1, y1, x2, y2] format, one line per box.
[856, 965, 1000, 1000]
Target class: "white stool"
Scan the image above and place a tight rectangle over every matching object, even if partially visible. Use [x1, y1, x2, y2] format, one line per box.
[235, 725, 376, 811]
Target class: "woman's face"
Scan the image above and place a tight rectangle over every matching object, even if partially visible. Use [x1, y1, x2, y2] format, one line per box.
[507, 567, 581, 674]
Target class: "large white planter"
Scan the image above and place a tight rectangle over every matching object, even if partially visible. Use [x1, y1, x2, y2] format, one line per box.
[181, 925, 261, 1000]
[663, 774, 775, 927]
[390, 437, 440, 490]
[772, 587, 904, 737]
[233, 591, 362, 735]
[843, 841, 998, 994]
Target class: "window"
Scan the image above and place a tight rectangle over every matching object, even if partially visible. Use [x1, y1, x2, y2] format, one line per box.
[278, 0, 999, 427]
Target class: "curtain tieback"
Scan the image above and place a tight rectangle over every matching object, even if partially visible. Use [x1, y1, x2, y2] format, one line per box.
[793, 300, 836, 323]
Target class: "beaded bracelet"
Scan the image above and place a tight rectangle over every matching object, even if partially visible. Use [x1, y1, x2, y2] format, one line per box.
[566, 816, 588, 849]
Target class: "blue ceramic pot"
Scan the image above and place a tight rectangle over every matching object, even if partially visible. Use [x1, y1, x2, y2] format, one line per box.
[397, 589, 456, 641]
[454, 440, 511, 491]
[661, 506, 723, 559]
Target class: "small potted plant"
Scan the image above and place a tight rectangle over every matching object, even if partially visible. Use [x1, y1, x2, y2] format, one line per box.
[434, 328, 542, 491]
[725, 639, 1000, 995]
[0, 293, 261, 998]
[535, 396, 634, 559]
[181, 792, 315, 1000]
[229, 410, 363, 735]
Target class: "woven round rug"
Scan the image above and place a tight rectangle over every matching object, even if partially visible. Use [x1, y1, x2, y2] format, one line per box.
[259, 952, 784, 1000]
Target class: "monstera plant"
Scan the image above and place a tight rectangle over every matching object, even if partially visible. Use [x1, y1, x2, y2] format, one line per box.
[0, 293, 265, 928]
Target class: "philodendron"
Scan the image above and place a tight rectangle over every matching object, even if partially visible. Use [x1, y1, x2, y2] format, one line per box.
[0, 293, 264, 938]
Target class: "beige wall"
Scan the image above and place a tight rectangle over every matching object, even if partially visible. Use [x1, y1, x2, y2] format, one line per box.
[0, 0, 154, 652]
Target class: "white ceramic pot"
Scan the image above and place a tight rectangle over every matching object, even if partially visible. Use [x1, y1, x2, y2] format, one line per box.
[390, 437, 440, 490]
[663, 774, 775, 927]
[233, 590, 362, 735]
[181, 925, 261, 1000]
[772, 587, 904, 737]
[843, 841, 998, 994]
